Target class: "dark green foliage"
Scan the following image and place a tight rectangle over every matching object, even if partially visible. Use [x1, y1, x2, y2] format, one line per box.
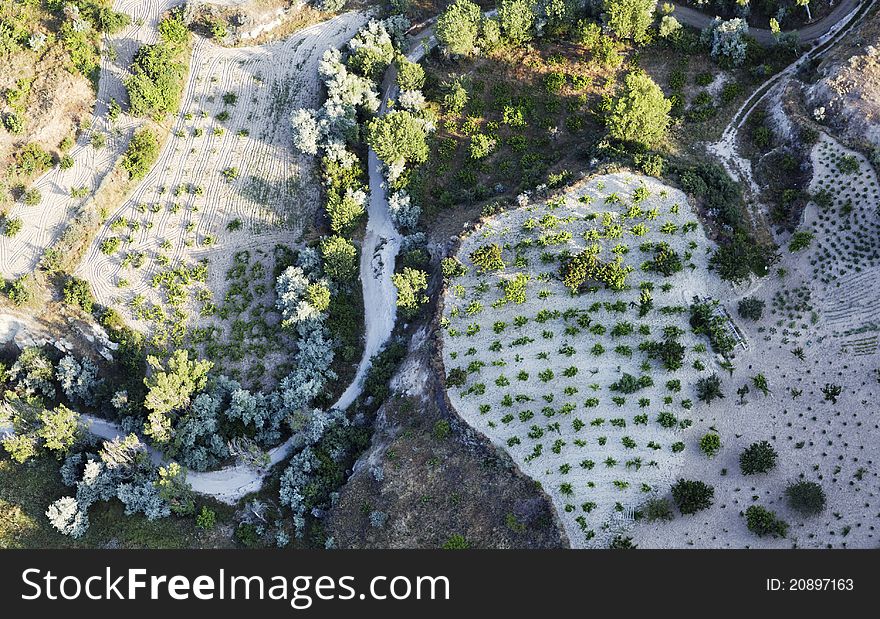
[696, 374, 724, 403]
[689, 299, 736, 356]
[737, 296, 764, 321]
[121, 128, 160, 180]
[671, 479, 714, 515]
[62, 276, 94, 313]
[362, 340, 407, 408]
[745, 505, 788, 538]
[740, 440, 777, 475]
[710, 232, 776, 284]
[785, 481, 826, 516]
[646, 242, 682, 276]
[608, 535, 636, 549]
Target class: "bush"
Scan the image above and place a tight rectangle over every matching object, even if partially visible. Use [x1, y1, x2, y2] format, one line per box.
[737, 297, 764, 321]
[320, 235, 358, 281]
[121, 128, 160, 180]
[470, 243, 504, 273]
[442, 533, 470, 549]
[23, 188, 42, 206]
[63, 277, 95, 313]
[696, 374, 724, 403]
[392, 267, 429, 318]
[699, 432, 721, 457]
[739, 440, 777, 475]
[641, 497, 674, 522]
[126, 40, 188, 119]
[196, 506, 217, 530]
[2, 216, 23, 237]
[745, 505, 788, 537]
[396, 57, 425, 90]
[785, 481, 826, 516]
[671, 479, 714, 515]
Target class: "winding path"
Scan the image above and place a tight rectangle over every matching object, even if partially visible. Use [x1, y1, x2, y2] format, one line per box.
[670, 0, 862, 45]
[706, 0, 874, 207]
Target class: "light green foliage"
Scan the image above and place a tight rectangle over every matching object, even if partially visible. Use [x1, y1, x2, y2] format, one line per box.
[606, 71, 671, 148]
[143, 350, 212, 443]
[366, 111, 429, 169]
[603, 0, 658, 43]
[121, 128, 160, 180]
[498, 0, 537, 44]
[436, 0, 482, 57]
[320, 235, 358, 281]
[392, 267, 429, 316]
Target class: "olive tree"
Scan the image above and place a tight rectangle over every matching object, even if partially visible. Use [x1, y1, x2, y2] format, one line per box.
[606, 71, 671, 148]
[436, 0, 482, 57]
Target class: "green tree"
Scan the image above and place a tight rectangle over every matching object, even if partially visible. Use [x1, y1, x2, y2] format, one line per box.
[606, 71, 671, 148]
[366, 111, 429, 169]
[671, 479, 714, 515]
[121, 128, 160, 180]
[143, 350, 212, 443]
[396, 57, 425, 90]
[392, 267, 429, 317]
[436, 0, 482, 57]
[320, 235, 358, 281]
[37, 405, 80, 457]
[603, 0, 658, 43]
[499, 0, 537, 44]
[739, 440, 777, 475]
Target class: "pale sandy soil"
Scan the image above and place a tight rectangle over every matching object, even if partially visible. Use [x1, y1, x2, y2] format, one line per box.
[632, 133, 880, 549]
[0, 0, 179, 279]
[74, 12, 367, 349]
[440, 172, 732, 547]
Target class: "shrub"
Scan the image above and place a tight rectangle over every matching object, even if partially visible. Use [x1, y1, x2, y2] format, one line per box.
[2, 216, 23, 237]
[671, 479, 714, 515]
[696, 374, 724, 403]
[641, 497, 674, 522]
[785, 481, 826, 516]
[442, 533, 470, 549]
[320, 235, 358, 281]
[121, 128, 160, 180]
[739, 440, 777, 475]
[63, 277, 95, 313]
[745, 505, 788, 537]
[396, 57, 425, 90]
[196, 506, 217, 530]
[126, 39, 188, 118]
[699, 432, 721, 457]
[392, 267, 429, 317]
[23, 188, 42, 206]
[737, 297, 764, 321]
[470, 243, 504, 273]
